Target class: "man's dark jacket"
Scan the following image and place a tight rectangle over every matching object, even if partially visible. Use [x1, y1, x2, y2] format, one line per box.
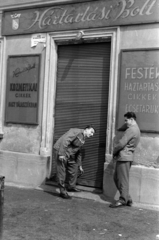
[54, 128, 85, 166]
[113, 123, 140, 162]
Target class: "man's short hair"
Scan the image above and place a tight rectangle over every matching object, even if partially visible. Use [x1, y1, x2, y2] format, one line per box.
[85, 125, 96, 133]
[124, 112, 136, 120]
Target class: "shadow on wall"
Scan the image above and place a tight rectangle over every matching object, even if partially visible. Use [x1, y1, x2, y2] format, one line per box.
[101, 160, 119, 203]
[0, 200, 4, 240]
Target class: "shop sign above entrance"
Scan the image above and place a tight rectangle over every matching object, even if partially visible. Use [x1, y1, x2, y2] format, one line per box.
[118, 49, 159, 132]
[2, 0, 159, 35]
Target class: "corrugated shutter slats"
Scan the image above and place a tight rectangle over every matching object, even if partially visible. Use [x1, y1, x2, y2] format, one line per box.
[53, 42, 111, 188]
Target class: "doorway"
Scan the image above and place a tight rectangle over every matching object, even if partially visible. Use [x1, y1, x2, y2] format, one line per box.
[52, 41, 111, 188]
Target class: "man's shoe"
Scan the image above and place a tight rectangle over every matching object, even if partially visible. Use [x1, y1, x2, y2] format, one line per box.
[67, 187, 81, 192]
[109, 201, 126, 208]
[60, 193, 72, 199]
[127, 199, 133, 207]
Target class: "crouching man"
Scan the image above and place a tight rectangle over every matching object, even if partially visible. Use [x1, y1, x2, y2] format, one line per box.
[54, 126, 95, 199]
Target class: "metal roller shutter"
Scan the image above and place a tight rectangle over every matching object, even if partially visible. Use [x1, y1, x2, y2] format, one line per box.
[53, 42, 111, 188]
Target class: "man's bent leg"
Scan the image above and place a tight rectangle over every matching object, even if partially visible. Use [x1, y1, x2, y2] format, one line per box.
[67, 159, 79, 191]
[56, 157, 67, 194]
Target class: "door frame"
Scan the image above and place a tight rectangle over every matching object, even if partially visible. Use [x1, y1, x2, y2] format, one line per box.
[40, 27, 120, 178]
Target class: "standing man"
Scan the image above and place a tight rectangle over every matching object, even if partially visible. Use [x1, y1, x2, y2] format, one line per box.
[110, 112, 140, 208]
[54, 126, 95, 199]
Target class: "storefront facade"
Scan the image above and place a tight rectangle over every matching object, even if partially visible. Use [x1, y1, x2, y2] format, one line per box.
[0, 0, 159, 206]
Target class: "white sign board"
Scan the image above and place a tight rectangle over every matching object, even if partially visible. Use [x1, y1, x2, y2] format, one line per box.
[31, 34, 46, 47]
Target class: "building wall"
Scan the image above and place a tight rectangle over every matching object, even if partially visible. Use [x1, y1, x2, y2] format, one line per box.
[117, 23, 159, 168]
[0, 0, 41, 4]
[0, 1, 158, 206]
[103, 23, 159, 207]
[120, 24, 159, 49]
[0, 35, 46, 154]
[0, 34, 49, 187]
[0, 0, 87, 9]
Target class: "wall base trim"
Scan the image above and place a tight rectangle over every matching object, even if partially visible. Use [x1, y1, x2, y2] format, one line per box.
[0, 150, 50, 188]
[103, 162, 159, 207]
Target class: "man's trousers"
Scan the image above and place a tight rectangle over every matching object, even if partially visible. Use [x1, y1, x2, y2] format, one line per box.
[114, 161, 132, 204]
[56, 156, 78, 193]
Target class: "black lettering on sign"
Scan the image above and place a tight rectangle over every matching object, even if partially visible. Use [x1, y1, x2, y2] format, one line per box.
[10, 83, 38, 91]
[8, 102, 15, 107]
[16, 102, 37, 108]
[13, 63, 36, 77]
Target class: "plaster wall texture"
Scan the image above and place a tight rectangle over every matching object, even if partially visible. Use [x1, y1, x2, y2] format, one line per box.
[0, 0, 40, 5]
[0, 13, 2, 37]
[0, 35, 46, 155]
[0, 0, 86, 8]
[0, 151, 49, 187]
[120, 24, 159, 49]
[0, 125, 41, 154]
[118, 24, 159, 168]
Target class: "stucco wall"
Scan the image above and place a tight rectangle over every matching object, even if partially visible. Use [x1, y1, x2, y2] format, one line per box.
[0, 35, 46, 154]
[0, 0, 40, 5]
[120, 24, 159, 49]
[0, 0, 86, 9]
[117, 23, 159, 168]
[0, 13, 2, 37]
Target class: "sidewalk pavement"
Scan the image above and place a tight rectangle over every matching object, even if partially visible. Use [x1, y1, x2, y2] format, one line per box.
[0, 184, 159, 240]
[37, 181, 159, 212]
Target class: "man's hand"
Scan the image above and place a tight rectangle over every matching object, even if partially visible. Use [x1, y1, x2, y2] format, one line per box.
[113, 154, 118, 161]
[79, 166, 84, 175]
[59, 156, 66, 161]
